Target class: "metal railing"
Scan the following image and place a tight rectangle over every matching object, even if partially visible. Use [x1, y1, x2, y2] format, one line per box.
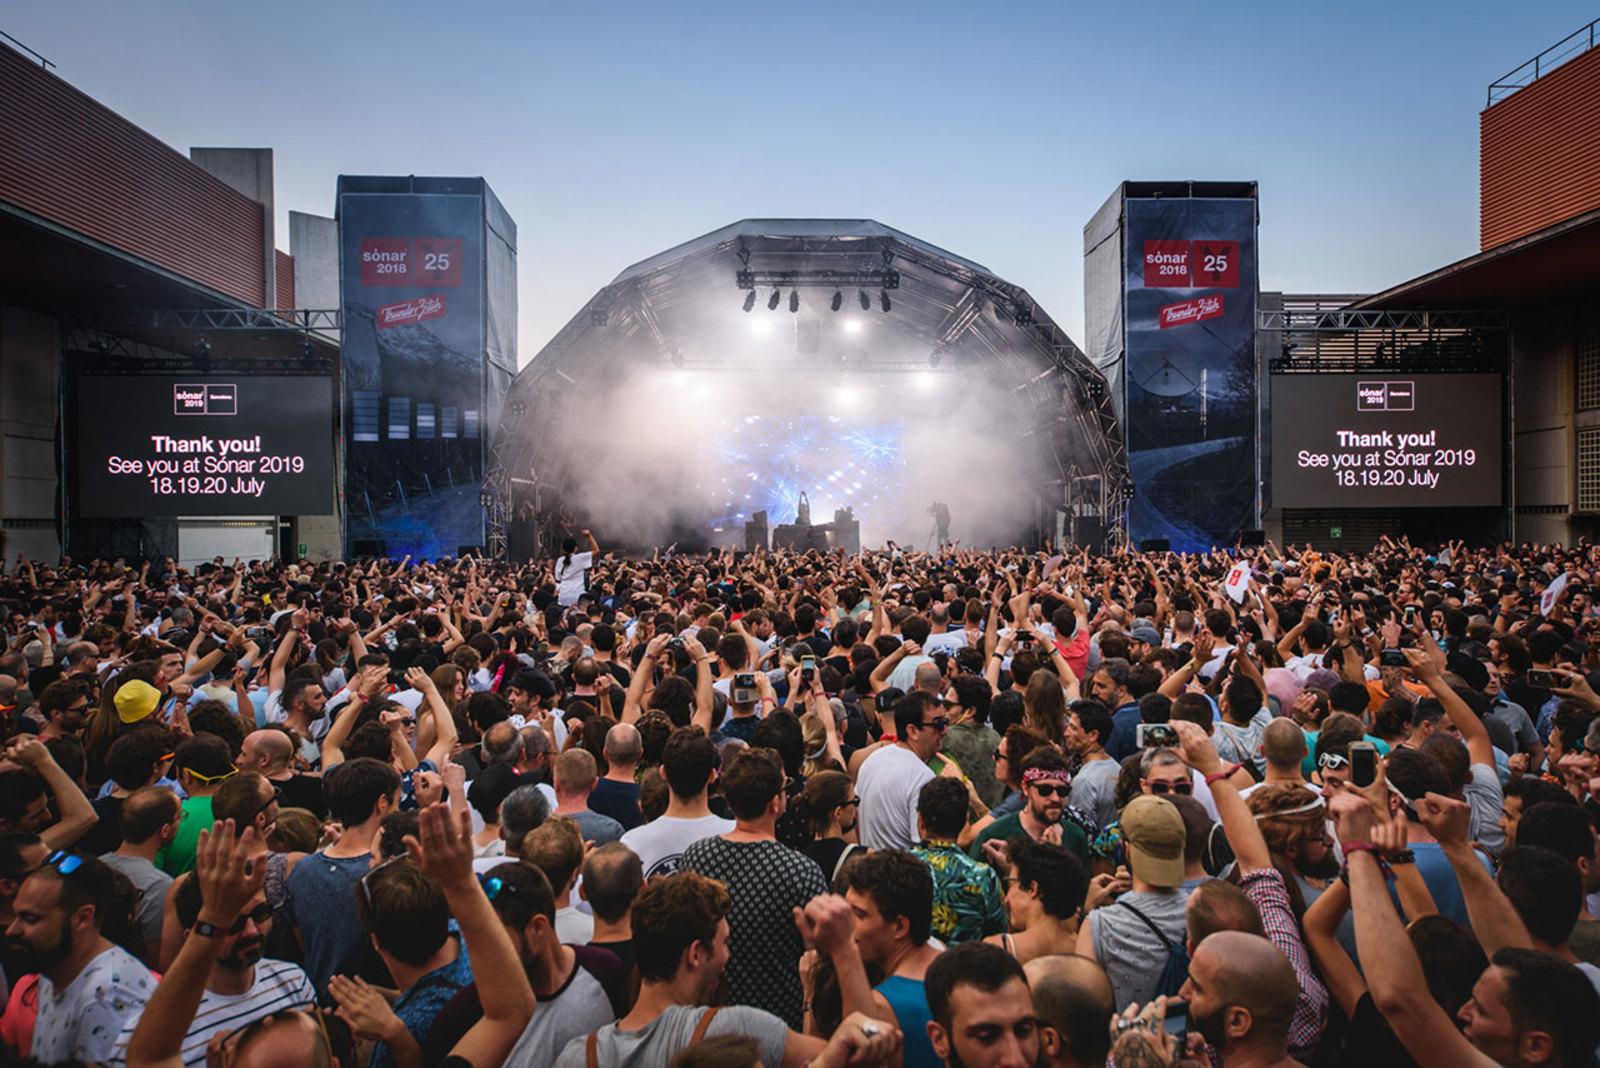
[1488, 17, 1600, 106]
[0, 29, 54, 70]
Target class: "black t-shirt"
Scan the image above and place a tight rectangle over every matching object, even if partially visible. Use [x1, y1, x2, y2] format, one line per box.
[76, 795, 126, 856]
[1343, 991, 1417, 1067]
[276, 772, 327, 819]
[589, 776, 642, 830]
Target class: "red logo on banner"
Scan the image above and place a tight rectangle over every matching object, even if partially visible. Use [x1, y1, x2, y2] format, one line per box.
[412, 237, 463, 288]
[376, 294, 448, 329]
[1159, 294, 1225, 329]
[360, 238, 411, 286]
[1143, 240, 1191, 287]
[1191, 240, 1239, 288]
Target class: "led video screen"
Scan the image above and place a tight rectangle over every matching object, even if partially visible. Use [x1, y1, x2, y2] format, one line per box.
[1270, 373, 1502, 508]
[75, 375, 335, 516]
[700, 415, 904, 530]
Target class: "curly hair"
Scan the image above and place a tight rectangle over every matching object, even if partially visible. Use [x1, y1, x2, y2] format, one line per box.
[1246, 784, 1327, 858]
[633, 871, 733, 982]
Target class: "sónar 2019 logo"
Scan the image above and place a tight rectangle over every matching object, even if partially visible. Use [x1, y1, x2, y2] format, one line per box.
[174, 384, 238, 416]
[1356, 380, 1415, 412]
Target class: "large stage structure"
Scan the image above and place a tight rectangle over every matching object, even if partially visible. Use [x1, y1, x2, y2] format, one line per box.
[493, 220, 1128, 557]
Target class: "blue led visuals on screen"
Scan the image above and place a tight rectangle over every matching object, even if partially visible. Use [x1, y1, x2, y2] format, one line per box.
[699, 415, 904, 530]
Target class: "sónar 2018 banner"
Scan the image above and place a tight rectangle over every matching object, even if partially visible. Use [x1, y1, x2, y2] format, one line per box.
[1122, 197, 1258, 551]
[338, 181, 486, 559]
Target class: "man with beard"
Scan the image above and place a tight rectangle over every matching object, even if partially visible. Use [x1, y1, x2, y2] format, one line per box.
[924, 942, 1040, 1068]
[105, 851, 313, 1066]
[5, 852, 153, 1064]
[968, 748, 1089, 864]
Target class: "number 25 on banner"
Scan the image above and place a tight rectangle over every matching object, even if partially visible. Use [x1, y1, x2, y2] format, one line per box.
[1191, 240, 1239, 288]
[412, 237, 463, 287]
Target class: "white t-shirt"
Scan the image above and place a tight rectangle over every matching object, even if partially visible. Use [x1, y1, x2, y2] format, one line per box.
[555, 905, 595, 944]
[556, 552, 594, 607]
[856, 745, 934, 851]
[32, 944, 153, 1065]
[618, 813, 734, 878]
[106, 958, 313, 1067]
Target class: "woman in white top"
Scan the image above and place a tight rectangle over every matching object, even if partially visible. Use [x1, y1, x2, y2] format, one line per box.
[555, 529, 600, 607]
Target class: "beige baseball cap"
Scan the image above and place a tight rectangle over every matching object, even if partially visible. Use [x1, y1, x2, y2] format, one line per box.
[1121, 795, 1186, 887]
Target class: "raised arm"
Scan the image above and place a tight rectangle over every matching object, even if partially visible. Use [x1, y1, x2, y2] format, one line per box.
[407, 804, 537, 1067]
[7, 738, 97, 851]
[1405, 648, 1493, 770]
[127, 822, 265, 1068]
[408, 666, 458, 768]
[1417, 792, 1530, 956]
[319, 674, 374, 769]
[1334, 791, 1494, 1068]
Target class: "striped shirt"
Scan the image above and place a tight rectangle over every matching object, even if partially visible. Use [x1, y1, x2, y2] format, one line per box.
[106, 958, 314, 1067]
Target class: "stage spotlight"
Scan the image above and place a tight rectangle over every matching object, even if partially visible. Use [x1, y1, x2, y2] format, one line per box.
[196, 337, 212, 374]
[929, 348, 942, 367]
[836, 385, 860, 409]
[768, 288, 782, 310]
[743, 289, 757, 313]
[858, 289, 870, 310]
[789, 289, 799, 313]
[843, 319, 863, 335]
[750, 317, 773, 336]
[670, 349, 686, 369]
[916, 371, 938, 391]
[831, 290, 843, 312]
[879, 289, 891, 313]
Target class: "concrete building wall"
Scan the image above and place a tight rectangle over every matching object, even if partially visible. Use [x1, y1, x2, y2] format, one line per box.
[0, 305, 63, 561]
[191, 147, 276, 308]
[1513, 302, 1582, 545]
[289, 211, 340, 317]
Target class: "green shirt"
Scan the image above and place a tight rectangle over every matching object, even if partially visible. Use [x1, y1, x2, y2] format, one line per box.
[156, 795, 213, 876]
[911, 841, 1006, 944]
[969, 811, 1089, 866]
[941, 722, 1003, 809]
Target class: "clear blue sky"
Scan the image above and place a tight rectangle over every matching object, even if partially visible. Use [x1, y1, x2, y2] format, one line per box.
[7, 2, 1595, 365]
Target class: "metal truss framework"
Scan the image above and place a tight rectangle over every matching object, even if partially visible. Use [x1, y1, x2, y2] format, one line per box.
[1264, 305, 1511, 374]
[70, 307, 341, 335]
[495, 223, 1131, 553]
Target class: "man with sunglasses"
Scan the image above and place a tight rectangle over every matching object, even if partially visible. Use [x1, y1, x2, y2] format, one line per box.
[969, 748, 1089, 865]
[105, 839, 314, 1067]
[5, 851, 154, 1064]
[858, 692, 945, 850]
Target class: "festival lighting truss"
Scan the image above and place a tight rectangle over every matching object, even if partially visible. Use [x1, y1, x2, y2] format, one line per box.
[492, 221, 1131, 554]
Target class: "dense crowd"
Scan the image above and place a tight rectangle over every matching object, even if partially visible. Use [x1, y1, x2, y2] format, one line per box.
[3, 533, 1600, 1067]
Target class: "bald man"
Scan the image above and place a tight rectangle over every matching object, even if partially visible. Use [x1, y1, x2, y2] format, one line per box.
[591, 722, 643, 830]
[1181, 931, 1301, 1066]
[1024, 954, 1114, 1068]
[238, 729, 325, 817]
[1242, 719, 1315, 798]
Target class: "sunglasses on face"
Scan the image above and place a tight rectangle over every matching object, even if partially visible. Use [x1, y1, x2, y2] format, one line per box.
[912, 717, 950, 732]
[1146, 780, 1193, 796]
[837, 798, 861, 810]
[1028, 782, 1070, 797]
[214, 902, 274, 934]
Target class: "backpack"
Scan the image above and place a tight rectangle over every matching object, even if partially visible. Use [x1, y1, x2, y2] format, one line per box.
[1116, 898, 1189, 998]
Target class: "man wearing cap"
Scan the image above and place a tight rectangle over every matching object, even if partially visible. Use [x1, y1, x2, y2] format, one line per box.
[1077, 792, 1189, 1011]
[969, 748, 1089, 865]
[507, 668, 565, 747]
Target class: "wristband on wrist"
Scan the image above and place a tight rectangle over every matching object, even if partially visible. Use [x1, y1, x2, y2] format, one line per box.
[1386, 848, 1417, 865]
[1204, 762, 1245, 785]
[192, 918, 232, 938]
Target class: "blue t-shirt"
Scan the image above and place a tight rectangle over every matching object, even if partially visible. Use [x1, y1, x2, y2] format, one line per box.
[1409, 840, 1493, 929]
[878, 975, 939, 1068]
[373, 930, 472, 1068]
[285, 851, 372, 995]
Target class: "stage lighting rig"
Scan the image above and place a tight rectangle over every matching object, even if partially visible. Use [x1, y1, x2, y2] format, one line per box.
[196, 337, 212, 373]
[789, 289, 799, 313]
[743, 290, 757, 313]
[670, 349, 686, 369]
[859, 289, 870, 310]
[880, 289, 891, 313]
[768, 288, 782, 311]
[831, 290, 843, 312]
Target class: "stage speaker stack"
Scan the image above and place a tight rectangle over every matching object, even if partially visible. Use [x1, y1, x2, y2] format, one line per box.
[744, 511, 769, 552]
